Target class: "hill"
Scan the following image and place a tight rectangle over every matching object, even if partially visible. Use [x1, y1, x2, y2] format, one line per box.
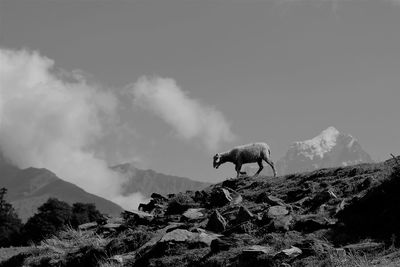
[0, 160, 123, 222]
[112, 163, 211, 197]
[3, 155, 400, 266]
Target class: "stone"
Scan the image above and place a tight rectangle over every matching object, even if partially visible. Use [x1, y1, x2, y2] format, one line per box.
[242, 245, 274, 256]
[272, 215, 293, 232]
[236, 206, 254, 223]
[293, 215, 333, 233]
[275, 246, 302, 259]
[78, 222, 97, 231]
[267, 206, 289, 218]
[209, 187, 242, 207]
[159, 229, 220, 247]
[122, 210, 154, 225]
[210, 238, 235, 253]
[206, 210, 227, 233]
[182, 208, 205, 221]
[160, 229, 196, 243]
[151, 192, 168, 202]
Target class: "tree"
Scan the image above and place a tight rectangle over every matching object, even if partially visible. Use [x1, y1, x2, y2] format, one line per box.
[0, 187, 23, 247]
[71, 202, 105, 227]
[23, 198, 72, 243]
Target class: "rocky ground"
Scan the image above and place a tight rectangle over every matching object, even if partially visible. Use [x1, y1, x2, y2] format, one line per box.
[1, 156, 400, 267]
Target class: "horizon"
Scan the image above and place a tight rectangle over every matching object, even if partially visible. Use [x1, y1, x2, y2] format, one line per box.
[1, 0, 399, 208]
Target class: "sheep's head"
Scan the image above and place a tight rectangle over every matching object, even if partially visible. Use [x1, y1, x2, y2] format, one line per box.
[213, 153, 222, 169]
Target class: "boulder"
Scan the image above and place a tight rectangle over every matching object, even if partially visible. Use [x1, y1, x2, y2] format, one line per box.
[293, 214, 334, 233]
[78, 222, 97, 231]
[151, 192, 168, 203]
[159, 229, 220, 247]
[182, 208, 205, 221]
[211, 238, 233, 253]
[236, 206, 254, 223]
[242, 245, 274, 256]
[122, 210, 154, 226]
[271, 215, 293, 232]
[275, 246, 302, 259]
[206, 210, 227, 233]
[267, 206, 289, 218]
[209, 187, 242, 207]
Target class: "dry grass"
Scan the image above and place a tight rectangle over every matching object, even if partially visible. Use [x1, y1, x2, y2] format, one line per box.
[23, 227, 110, 266]
[328, 249, 400, 267]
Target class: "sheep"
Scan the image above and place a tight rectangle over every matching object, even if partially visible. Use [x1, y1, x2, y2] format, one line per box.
[213, 142, 277, 178]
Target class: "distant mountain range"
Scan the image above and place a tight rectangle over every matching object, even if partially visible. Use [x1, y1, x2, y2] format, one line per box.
[0, 159, 123, 222]
[0, 157, 211, 221]
[245, 127, 373, 176]
[112, 163, 211, 197]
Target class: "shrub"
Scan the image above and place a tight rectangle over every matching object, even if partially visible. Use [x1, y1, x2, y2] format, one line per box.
[166, 193, 196, 215]
[71, 202, 105, 228]
[23, 198, 73, 243]
[0, 187, 23, 247]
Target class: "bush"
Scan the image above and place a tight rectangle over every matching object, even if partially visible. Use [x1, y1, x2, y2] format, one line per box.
[71, 203, 105, 228]
[0, 187, 23, 247]
[166, 193, 196, 215]
[23, 198, 73, 243]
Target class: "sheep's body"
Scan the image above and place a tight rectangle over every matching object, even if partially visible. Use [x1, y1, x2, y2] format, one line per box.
[213, 143, 276, 178]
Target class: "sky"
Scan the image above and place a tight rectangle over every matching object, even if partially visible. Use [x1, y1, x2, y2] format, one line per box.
[0, 0, 399, 202]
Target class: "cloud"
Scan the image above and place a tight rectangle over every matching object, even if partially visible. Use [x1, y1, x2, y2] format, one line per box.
[0, 48, 145, 210]
[132, 76, 236, 151]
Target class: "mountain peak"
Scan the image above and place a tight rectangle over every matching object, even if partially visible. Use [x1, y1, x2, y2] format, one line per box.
[277, 127, 373, 175]
[295, 126, 341, 160]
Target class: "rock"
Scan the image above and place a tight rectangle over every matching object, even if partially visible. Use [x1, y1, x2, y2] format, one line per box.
[275, 246, 302, 259]
[78, 222, 97, 231]
[210, 238, 234, 253]
[122, 210, 154, 225]
[293, 215, 334, 233]
[182, 208, 205, 221]
[151, 192, 168, 203]
[193, 231, 222, 247]
[242, 245, 274, 256]
[236, 206, 254, 223]
[206, 210, 227, 233]
[267, 206, 289, 218]
[159, 229, 220, 247]
[256, 193, 285, 206]
[160, 229, 196, 243]
[209, 187, 242, 207]
[271, 215, 293, 232]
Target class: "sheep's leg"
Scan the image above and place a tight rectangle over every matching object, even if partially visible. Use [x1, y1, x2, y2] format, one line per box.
[255, 160, 264, 177]
[235, 164, 245, 178]
[264, 159, 276, 177]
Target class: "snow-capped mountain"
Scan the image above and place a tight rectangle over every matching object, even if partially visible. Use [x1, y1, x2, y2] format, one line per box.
[276, 127, 373, 175]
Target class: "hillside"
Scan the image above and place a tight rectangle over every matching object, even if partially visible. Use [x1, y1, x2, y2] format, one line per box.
[112, 163, 211, 197]
[0, 160, 123, 221]
[3, 155, 400, 266]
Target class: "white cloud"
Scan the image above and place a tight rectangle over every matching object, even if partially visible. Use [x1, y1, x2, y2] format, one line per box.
[132, 76, 236, 151]
[0, 48, 145, 210]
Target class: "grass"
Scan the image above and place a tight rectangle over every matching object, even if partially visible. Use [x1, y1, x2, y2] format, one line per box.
[23, 227, 111, 266]
[327, 249, 400, 267]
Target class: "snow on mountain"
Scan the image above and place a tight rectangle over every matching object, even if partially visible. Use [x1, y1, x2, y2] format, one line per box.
[276, 127, 373, 175]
